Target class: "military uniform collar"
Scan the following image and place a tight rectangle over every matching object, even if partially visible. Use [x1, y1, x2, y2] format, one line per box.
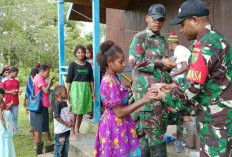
[195, 24, 212, 43]
[145, 27, 161, 37]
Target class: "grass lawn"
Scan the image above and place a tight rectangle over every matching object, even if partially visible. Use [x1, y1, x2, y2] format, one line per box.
[13, 87, 54, 157]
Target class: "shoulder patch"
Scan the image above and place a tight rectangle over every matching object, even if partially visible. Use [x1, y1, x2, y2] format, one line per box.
[186, 43, 209, 85]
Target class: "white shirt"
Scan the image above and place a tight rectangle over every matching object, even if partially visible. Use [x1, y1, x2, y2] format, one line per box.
[172, 45, 191, 79]
[53, 101, 71, 134]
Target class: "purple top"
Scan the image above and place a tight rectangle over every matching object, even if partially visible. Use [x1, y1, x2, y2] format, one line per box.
[94, 74, 139, 157]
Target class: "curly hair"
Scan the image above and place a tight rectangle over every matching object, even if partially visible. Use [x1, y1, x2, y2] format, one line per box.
[96, 40, 123, 68]
[73, 45, 86, 56]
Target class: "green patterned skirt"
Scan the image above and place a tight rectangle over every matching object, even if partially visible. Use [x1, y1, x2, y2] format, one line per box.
[69, 81, 92, 114]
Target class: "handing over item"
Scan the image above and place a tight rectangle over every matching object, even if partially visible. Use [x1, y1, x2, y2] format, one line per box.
[149, 83, 178, 101]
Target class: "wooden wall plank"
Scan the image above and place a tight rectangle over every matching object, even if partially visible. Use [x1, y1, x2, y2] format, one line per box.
[213, 0, 221, 32]
[106, 0, 232, 66]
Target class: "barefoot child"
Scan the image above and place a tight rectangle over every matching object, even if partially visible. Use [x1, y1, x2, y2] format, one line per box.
[53, 85, 73, 157]
[94, 41, 157, 157]
[0, 95, 16, 157]
[66, 45, 95, 140]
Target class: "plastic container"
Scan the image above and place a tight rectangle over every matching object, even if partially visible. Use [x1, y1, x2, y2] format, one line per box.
[177, 116, 197, 148]
[163, 134, 176, 143]
[174, 140, 185, 153]
[190, 151, 200, 157]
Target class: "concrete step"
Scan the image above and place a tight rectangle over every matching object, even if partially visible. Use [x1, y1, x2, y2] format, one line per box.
[69, 133, 95, 157]
[37, 150, 77, 157]
[68, 119, 97, 157]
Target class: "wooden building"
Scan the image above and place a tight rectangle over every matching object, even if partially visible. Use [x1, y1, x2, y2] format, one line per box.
[105, 0, 232, 62]
[67, 0, 232, 86]
[67, 0, 232, 62]
[64, 0, 232, 122]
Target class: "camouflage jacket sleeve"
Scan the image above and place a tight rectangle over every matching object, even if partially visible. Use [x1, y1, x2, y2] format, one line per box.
[163, 82, 201, 113]
[129, 35, 155, 73]
[163, 30, 232, 112]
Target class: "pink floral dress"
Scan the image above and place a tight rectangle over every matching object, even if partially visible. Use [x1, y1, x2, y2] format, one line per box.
[94, 74, 141, 157]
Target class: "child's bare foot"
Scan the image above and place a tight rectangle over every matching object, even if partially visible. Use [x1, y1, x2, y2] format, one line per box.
[70, 136, 81, 141]
[75, 132, 86, 137]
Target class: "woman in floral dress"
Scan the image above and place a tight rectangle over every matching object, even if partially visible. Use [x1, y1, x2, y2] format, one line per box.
[94, 41, 157, 157]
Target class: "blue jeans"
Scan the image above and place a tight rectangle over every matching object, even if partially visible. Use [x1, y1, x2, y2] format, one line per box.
[11, 105, 19, 133]
[54, 130, 70, 157]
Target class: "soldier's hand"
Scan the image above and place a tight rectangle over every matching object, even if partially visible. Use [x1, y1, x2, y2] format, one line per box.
[154, 87, 166, 101]
[143, 91, 158, 103]
[162, 58, 177, 69]
[160, 83, 177, 94]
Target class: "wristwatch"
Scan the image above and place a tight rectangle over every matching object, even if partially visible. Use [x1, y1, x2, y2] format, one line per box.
[158, 60, 163, 69]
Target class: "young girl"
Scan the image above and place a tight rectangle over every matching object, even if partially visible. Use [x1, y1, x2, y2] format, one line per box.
[66, 45, 95, 140]
[85, 44, 93, 66]
[0, 66, 10, 82]
[53, 85, 73, 157]
[33, 64, 55, 154]
[0, 67, 21, 135]
[94, 41, 157, 157]
[0, 96, 16, 157]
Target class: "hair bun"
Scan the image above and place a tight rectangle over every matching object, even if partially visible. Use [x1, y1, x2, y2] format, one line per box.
[100, 40, 114, 54]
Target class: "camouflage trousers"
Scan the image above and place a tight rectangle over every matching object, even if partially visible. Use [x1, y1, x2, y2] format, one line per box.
[139, 136, 167, 157]
[200, 137, 232, 157]
[134, 111, 169, 146]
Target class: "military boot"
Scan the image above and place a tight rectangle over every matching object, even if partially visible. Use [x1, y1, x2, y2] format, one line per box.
[150, 141, 167, 157]
[36, 141, 44, 155]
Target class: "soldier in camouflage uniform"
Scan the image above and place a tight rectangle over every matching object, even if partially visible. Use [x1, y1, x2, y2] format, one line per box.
[156, 0, 232, 156]
[129, 4, 176, 157]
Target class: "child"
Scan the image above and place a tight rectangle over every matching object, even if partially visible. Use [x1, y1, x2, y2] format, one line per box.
[0, 66, 10, 82]
[0, 67, 21, 135]
[94, 41, 157, 157]
[0, 95, 16, 157]
[66, 45, 95, 140]
[0, 87, 13, 111]
[0, 87, 5, 98]
[53, 85, 73, 157]
[85, 44, 93, 66]
[33, 64, 55, 154]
